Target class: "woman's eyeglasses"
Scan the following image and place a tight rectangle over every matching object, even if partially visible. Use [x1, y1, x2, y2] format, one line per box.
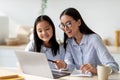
[59, 21, 75, 30]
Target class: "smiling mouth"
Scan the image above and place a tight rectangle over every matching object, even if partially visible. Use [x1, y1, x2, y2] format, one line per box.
[66, 30, 72, 34]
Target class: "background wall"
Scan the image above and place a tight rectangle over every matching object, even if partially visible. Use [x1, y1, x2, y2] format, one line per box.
[0, 0, 120, 45]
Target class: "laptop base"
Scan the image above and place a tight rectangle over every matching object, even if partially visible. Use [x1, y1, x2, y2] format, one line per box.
[52, 70, 70, 79]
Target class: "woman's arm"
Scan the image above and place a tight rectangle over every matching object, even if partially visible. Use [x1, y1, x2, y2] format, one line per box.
[93, 34, 119, 73]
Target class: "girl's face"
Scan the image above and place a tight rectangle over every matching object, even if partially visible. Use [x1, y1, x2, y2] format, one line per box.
[36, 21, 53, 43]
[60, 15, 81, 38]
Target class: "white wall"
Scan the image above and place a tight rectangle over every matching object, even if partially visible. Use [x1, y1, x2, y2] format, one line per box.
[46, 0, 120, 45]
[0, 0, 120, 45]
[0, 0, 41, 37]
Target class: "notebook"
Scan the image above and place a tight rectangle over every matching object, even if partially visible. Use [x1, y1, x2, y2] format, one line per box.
[70, 70, 92, 77]
[15, 50, 70, 79]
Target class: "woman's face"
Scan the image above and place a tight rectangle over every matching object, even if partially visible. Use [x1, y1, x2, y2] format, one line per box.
[36, 21, 53, 43]
[60, 15, 81, 38]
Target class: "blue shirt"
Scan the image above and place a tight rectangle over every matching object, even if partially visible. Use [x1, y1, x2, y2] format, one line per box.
[25, 40, 65, 69]
[65, 34, 119, 72]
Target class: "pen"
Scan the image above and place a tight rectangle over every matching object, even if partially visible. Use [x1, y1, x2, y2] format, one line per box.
[48, 59, 56, 63]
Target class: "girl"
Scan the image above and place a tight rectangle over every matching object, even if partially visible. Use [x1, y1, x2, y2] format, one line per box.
[25, 15, 65, 69]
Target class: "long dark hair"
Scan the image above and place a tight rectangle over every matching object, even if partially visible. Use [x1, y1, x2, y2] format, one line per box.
[33, 15, 59, 56]
[60, 8, 95, 49]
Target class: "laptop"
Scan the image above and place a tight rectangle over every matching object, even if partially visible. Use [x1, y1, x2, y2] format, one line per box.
[15, 50, 70, 79]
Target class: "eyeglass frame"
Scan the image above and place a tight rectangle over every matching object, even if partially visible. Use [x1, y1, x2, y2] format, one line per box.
[59, 20, 76, 30]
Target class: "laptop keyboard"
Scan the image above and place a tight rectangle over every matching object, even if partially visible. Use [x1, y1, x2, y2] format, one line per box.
[52, 70, 70, 79]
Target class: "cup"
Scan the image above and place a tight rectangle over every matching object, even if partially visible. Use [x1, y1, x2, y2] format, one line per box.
[97, 65, 111, 80]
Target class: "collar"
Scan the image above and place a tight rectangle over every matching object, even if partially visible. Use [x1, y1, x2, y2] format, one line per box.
[41, 45, 50, 51]
[71, 34, 87, 46]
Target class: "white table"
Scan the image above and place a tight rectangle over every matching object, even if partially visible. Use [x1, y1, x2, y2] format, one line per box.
[0, 67, 120, 80]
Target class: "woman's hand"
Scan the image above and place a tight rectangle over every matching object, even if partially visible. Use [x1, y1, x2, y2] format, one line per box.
[80, 64, 97, 75]
[54, 60, 67, 69]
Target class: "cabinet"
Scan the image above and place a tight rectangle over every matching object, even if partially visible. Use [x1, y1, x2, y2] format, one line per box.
[0, 15, 9, 44]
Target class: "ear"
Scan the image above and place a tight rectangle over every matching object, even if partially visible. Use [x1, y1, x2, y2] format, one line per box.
[77, 19, 81, 26]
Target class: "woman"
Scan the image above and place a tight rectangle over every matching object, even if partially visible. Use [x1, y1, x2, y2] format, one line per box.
[55, 7, 119, 74]
[25, 15, 65, 69]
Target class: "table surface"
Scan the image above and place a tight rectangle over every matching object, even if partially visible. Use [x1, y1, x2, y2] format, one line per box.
[60, 73, 120, 80]
[0, 44, 26, 50]
[106, 46, 120, 53]
[0, 45, 120, 53]
[0, 67, 120, 80]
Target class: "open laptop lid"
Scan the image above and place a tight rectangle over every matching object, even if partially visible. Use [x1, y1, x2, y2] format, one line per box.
[15, 50, 53, 79]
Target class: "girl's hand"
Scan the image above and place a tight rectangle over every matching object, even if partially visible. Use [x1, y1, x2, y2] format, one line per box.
[80, 64, 97, 75]
[54, 60, 67, 69]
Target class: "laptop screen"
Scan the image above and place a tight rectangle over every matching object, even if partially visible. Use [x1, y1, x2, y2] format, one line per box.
[15, 50, 70, 79]
[15, 50, 53, 78]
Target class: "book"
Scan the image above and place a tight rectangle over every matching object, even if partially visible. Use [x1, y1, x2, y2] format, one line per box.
[0, 69, 24, 80]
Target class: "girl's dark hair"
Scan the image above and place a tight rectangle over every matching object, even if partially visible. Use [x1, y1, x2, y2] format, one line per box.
[33, 15, 59, 56]
[60, 8, 95, 49]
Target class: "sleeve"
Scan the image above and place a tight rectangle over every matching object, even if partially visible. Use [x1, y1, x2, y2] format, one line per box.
[59, 44, 65, 60]
[64, 42, 75, 71]
[93, 34, 119, 73]
[25, 40, 34, 51]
